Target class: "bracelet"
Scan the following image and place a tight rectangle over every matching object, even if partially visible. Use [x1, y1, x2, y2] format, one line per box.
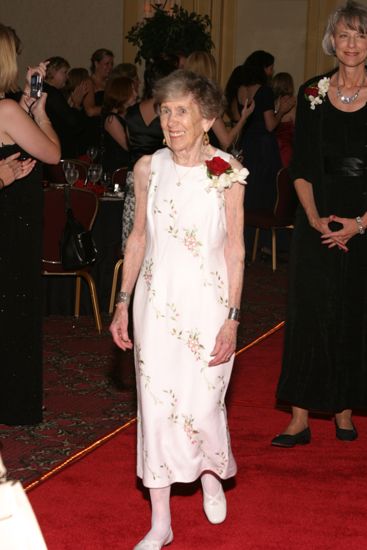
[0, 178, 4, 190]
[355, 216, 365, 235]
[115, 290, 131, 307]
[228, 307, 240, 322]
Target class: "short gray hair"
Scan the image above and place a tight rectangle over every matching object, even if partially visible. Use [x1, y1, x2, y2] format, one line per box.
[153, 69, 226, 120]
[322, 0, 367, 55]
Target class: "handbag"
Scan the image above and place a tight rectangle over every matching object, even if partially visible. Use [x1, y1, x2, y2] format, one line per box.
[60, 187, 98, 270]
[0, 453, 48, 550]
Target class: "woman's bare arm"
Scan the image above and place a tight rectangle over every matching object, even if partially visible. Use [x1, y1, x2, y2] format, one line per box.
[0, 99, 60, 164]
[209, 158, 245, 366]
[104, 115, 129, 150]
[212, 99, 255, 150]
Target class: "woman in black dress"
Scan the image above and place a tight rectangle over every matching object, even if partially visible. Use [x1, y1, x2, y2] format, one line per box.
[272, 0, 367, 447]
[0, 25, 60, 426]
[122, 58, 177, 252]
[101, 76, 137, 174]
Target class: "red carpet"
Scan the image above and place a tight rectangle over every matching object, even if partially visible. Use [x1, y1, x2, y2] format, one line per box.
[29, 328, 367, 550]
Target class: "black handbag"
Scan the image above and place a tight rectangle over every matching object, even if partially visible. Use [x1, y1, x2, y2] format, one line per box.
[60, 187, 98, 270]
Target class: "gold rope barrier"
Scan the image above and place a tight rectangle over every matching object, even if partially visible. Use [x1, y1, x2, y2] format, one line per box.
[25, 417, 137, 492]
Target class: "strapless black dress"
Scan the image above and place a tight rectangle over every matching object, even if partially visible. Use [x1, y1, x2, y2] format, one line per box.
[0, 144, 43, 425]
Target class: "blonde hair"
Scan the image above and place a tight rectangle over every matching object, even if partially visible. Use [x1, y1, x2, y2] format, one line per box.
[272, 72, 294, 99]
[185, 51, 217, 81]
[0, 24, 18, 93]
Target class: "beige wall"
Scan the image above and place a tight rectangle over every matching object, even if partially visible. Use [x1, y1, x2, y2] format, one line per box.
[0, 0, 123, 85]
[235, 0, 308, 91]
[3, 0, 367, 94]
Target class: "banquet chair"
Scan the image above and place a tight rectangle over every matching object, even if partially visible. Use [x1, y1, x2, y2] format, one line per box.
[109, 257, 124, 314]
[42, 186, 102, 332]
[245, 168, 298, 271]
[107, 167, 128, 313]
[43, 159, 89, 185]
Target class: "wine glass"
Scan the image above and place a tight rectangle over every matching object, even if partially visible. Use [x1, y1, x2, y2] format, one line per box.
[86, 146, 98, 163]
[101, 171, 112, 190]
[62, 160, 73, 174]
[64, 165, 79, 186]
[87, 163, 103, 185]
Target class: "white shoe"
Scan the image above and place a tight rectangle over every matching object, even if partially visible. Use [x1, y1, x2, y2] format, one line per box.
[133, 527, 173, 549]
[203, 485, 227, 524]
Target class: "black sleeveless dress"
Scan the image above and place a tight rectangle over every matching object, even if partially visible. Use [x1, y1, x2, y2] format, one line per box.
[277, 86, 367, 413]
[0, 144, 43, 425]
[101, 112, 130, 173]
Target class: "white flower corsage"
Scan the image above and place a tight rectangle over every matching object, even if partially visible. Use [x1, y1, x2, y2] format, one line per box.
[205, 156, 248, 193]
[305, 77, 330, 110]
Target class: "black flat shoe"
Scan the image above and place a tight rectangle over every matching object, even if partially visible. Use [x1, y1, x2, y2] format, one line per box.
[271, 427, 311, 448]
[335, 421, 358, 441]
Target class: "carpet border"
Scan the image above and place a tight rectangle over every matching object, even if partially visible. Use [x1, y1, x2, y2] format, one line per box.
[25, 417, 136, 492]
[25, 321, 284, 492]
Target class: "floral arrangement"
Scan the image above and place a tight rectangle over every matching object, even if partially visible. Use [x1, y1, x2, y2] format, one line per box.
[126, 3, 213, 63]
[205, 156, 248, 193]
[304, 77, 330, 110]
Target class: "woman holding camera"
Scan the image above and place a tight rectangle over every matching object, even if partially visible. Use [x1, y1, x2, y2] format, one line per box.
[0, 24, 60, 426]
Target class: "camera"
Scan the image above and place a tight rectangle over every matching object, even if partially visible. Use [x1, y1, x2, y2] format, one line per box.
[30, 73, 43, 99]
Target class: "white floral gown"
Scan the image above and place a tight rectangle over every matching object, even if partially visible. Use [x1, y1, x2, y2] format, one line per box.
[133, 147, 237, 488]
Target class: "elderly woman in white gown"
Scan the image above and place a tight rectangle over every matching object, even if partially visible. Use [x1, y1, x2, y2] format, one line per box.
[110, 69, 248, 550]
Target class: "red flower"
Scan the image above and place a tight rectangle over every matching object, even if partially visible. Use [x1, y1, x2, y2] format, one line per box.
[206, 156, 231, 177]
[304, 86, 319, 98]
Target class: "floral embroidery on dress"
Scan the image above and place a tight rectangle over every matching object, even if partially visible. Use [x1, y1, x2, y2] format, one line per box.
[186, 329, 205, 361]
[136, 345, 163, 405]
[159, 463, 173, 481]
[183, 227, 202, 257]
[143, 450, 161, 481]
[143, 259, 154, 291]
[183, 414, 201, 444]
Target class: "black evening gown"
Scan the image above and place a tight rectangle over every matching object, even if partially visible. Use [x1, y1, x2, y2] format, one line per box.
[0, 144, 43, 425]
[101, 112, 130, 173]
[239, 85, 281, 210]
[277, 84, 367, 412]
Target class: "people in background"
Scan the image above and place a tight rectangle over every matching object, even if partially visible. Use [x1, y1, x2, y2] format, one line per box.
[272, 0, 367, 447]
[272, 72, 296, 167]
[237, 60, 295, 211]
[110, 69, 247, 549]
[224, 64, 246, 123]
[82, 48, 114, 151]
[110, 62, 140, 96]
[101, 76, 137, 174]
[63, 67, 89, 110]
[0, 24, 60, 426]
[184, 51, 254, 152]
[44, 56, 87, 157]
[122, 57, 177, 252]
[83, 48, 114, 117]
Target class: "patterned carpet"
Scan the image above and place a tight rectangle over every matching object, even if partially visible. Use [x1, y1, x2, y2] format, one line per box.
[0, 258, 288, 486]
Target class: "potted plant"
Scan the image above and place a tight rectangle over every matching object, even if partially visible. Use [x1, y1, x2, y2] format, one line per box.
[126, 3, 213, 64]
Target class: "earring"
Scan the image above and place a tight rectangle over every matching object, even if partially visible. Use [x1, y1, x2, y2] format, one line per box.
[203, 132, 209, 146]
[162, 138, 166, 145]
